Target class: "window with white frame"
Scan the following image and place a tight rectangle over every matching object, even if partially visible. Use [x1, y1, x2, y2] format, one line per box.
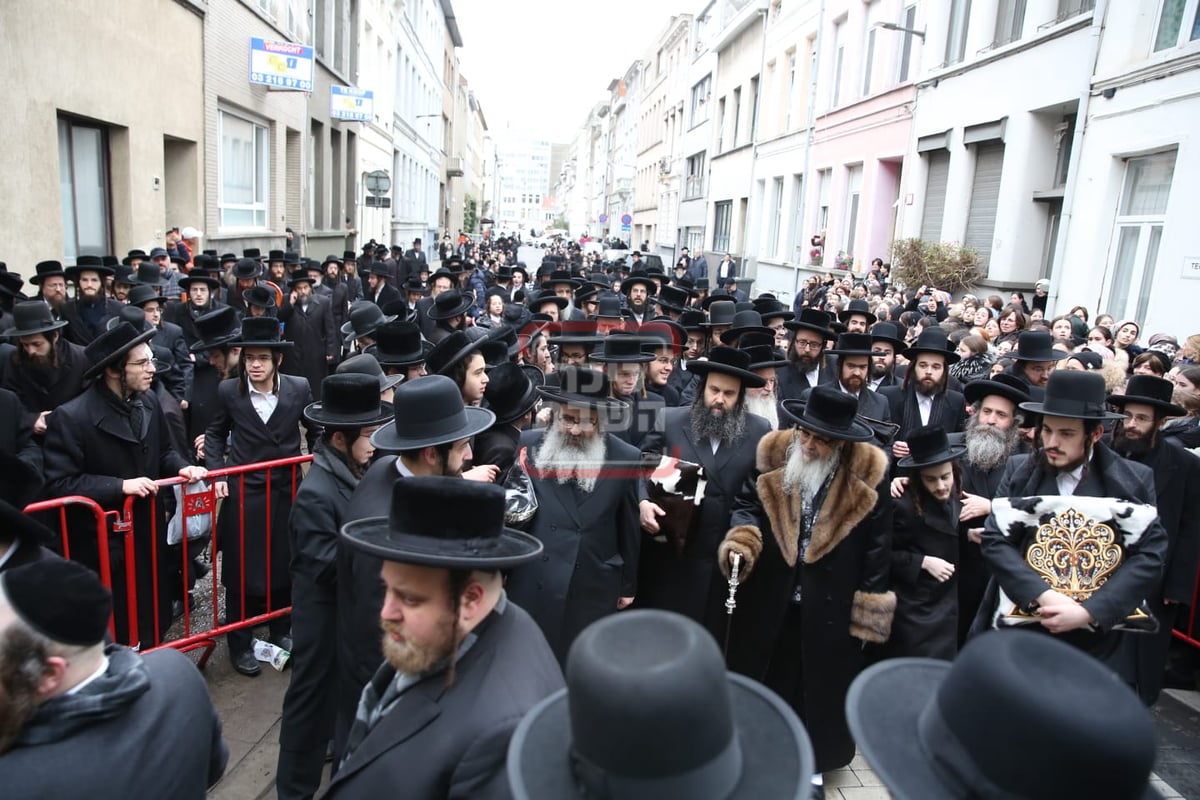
[713, 201, 733, 253]
[767, 177, 785, 258]
[945, 0, 972, 65]
[830, 19, 846, 107]
[844, 165, 863, 257]
[788, 174, 804, 261]
[862, 1, 881, 97]
[219, 109, 270, 230]
[1107, 150, 1176, 323]
[1153, 0, 1200, 51]
[816, 168, 832, 235]
[786, 50, 798, 129]
[897, 5, 917, 83]
[685, 151, 706, 199]
[993, 0, 1027, 48]
[58, 117, 113, 260]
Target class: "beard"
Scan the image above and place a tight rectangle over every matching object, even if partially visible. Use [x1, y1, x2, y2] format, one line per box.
[43, 293, 65, 312]
[1112, 423, 1156, 459]
[870, 359, 892, 379]
[380, 613, 456, 676]
[965, 413, 1022, 471]
[782, 437, 841, 502]
[690, 396, 748, 444]
[534, 421, 608, 494]
[0, 627, 45, 755]
[628, 298, 647, 315]
[745, 390, 780, 430]
[792, 351, 819, 370]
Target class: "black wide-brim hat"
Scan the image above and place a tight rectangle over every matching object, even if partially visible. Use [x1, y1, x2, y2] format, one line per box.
[370, 374, 495, 451]
[719, 313, 775, 344]
[178, 271, 222, 290]
[903, 328, 960, 365]
[847, 631, 1161, 800]
[64, 256, 115, 281]
[303, 374, 395, 428]
[428, 289, 474, 320]
[370, 321, 427, 368]
[228, 316, 293, 349]
[1010, 330, 1070, 362]
[336, 353, 404, 393]
[780, 387, 875, 442]
[827, 332, 877, 357]
[1019, 370, 1124, 421]
[3, 301, 70, 338]
[508, 612, 814, 800]
[868, 321, 907, 351]
[783, 308, 834, 338]
[82, 322, 157, 381]
[621, 271, 659, 295]
[1108, 374, 1186, 417]
[484, 361, 542, 426]
[688, 347, 767, 388]
[962, 373, 1031, 408]
[529, 291, 570, 311]
[896, 425, 968, 470]
[838, 299, 877, 325]
[427, 330, 489, 376]
[189, 307, 241, 353]
[341, 476, 542, 570]
[589, 333, 654, 364]
[539, 366, 629, 412]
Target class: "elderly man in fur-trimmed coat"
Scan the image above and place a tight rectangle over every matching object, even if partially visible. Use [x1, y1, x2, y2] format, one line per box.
[719, 387, 894, 782]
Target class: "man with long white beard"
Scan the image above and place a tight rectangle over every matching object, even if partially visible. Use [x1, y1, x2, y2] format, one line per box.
[719, 386, 893, 793]
[637, 347, 772, 635]
[327, 478, 562, 798]
[506, 366, 642, 663]
[1107, 376, 1200, 704]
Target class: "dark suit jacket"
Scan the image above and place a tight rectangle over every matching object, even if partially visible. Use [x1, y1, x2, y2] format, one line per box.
[880, 384, 967, 440]
[61, 296, 124, 345]
[775, 357, 835, 401]
[4, 338, 88, 425]
[0, 386, 43, 479]
[326, 601, 564, 799]
[152, 320, 193, 402]
[279, 293, 337, 398]
[472, 424, 521, 480]
[506, 430, 642, 662]
[164, 299, 227, 347]
[371, 283, 402, 312]
[638, 405, 771, 629]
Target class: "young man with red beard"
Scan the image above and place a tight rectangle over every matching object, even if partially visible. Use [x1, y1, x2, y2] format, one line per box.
[327, 478, 562, 798]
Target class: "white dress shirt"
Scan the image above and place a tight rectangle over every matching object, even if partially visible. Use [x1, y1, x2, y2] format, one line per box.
[916, 392, 933, 425]
[248, 380, 279, 423]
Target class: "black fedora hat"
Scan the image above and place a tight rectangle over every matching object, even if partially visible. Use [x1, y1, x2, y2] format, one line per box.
[1009, 330, 1069, 362]
[1019, 370, 1124, 421]
[125, 284, 166, 309]
[679, 309, 706, 332]
[133, 262, 166, 287]
[341, 301, 396, 343]
[178, 268, 221, 291]
[739, 333, 788, 370]
[827, 332, 877, 357]
[539, 366, 628, 412]
[847, 630, 1158, 800]
[903, 327, 960, 365]
[543, 269, 580, 289]
[621, 270, 659, 296]
[122, 249, 149, 265]
[232, 258, 262, 280]
[593, 294, 627, 321]
[484, 361, 542, 425]
[639, 320, 686, 353]
[719, 310, 774, 345]
[962, 372, 1031, 408]
[286, 269, 316, 288]
[655, 284, 691, 313]
[779, 385, 875, 442]
[700, 300, 738, 329]
[752, 297, 794, 323]
[589, 333, 654, 364]
[229, 316, 292, 349]
[507, 610, 814, 800]
[688, 346, 768, 388]
[341, 476, 542, 569]
[427, 330, 489, 376]
[701, 290, 733, 310]
[105, 305, 154, 335]
[266, 249, 286, 263]
[783, 308, 834, 338]
[29, 260, 66, 285]
[370, 320, 427, 367]
[837, 298, 877, 325]
[65, 254, 115, 281]
[1108, 374, 1185, 417]
[82, 322, 157, 381]
[242, 247, 262, 260]
[242, 285, 277, 309]
[363, 260, 391, 277]
[303, 373, 394, 429]
[528, 289, 570, 312]
[370, 374, 494, 451]
[428, 288, 474, 320]
[896, 424, 967, 470]
[336, 353, 403, 393]
[401, 276, 429, 294]
[189, 306, 241, 353]
[3, 301, 69, 338]
[548, 321, 602, 348]
[867, 321, 906, 351]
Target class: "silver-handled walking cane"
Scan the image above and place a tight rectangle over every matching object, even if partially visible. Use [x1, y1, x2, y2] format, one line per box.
[723, 552, 742, 658]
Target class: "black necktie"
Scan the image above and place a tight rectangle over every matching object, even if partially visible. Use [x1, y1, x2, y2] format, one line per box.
[129, 397, 145, 437]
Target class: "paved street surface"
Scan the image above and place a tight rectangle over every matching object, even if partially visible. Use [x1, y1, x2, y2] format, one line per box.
[196, 637, 1196, 799]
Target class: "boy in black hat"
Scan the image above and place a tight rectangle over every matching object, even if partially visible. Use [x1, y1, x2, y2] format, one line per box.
[0, 559, 228, 796]
[276, 374, 393, 799]
[326, 478, 561, 798]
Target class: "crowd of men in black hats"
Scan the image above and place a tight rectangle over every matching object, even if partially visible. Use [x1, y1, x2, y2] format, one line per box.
[0, 234, 1198, 799]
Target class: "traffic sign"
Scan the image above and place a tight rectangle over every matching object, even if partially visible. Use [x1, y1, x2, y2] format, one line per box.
[620, 214, 632, 225]
[621, 223, 632, 233]
[599, 214, 609, 224]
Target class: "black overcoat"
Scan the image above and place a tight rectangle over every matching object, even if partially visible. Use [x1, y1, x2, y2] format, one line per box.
[887, 491, 962, 660]
[774, 357, 834, 401]
[278, 294, 337, 399]
[4, 338, 88, 426]
[880, 383, 967, 439]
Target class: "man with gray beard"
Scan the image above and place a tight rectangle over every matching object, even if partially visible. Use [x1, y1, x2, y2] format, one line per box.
[740, 334, 788, 431]
[638, 348, 772, 635]
[506, 366, 643, 663]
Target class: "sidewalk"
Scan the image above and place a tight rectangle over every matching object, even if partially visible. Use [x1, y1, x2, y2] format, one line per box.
[200, 647, 1191, 799]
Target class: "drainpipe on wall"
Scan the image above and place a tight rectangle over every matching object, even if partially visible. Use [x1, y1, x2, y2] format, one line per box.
[1045, 0, 1108, 319]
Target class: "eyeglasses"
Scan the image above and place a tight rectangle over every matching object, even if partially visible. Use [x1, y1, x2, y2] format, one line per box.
[243, 353, 275, 364]
[559, 413, 598, 430]
[127, 358, 157, 372]
[794, 339, 824, 351]
[798, 428, 835, 448]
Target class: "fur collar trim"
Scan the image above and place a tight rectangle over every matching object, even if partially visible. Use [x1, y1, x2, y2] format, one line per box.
[753, 431, 887, 566]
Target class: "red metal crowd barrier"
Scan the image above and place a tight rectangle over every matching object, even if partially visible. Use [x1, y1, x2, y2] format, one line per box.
[1172, 575, 1200, 650]
[24, 454, 311, 668]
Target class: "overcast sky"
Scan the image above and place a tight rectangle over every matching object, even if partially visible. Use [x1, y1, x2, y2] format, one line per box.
[455, 0, 692, 143]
